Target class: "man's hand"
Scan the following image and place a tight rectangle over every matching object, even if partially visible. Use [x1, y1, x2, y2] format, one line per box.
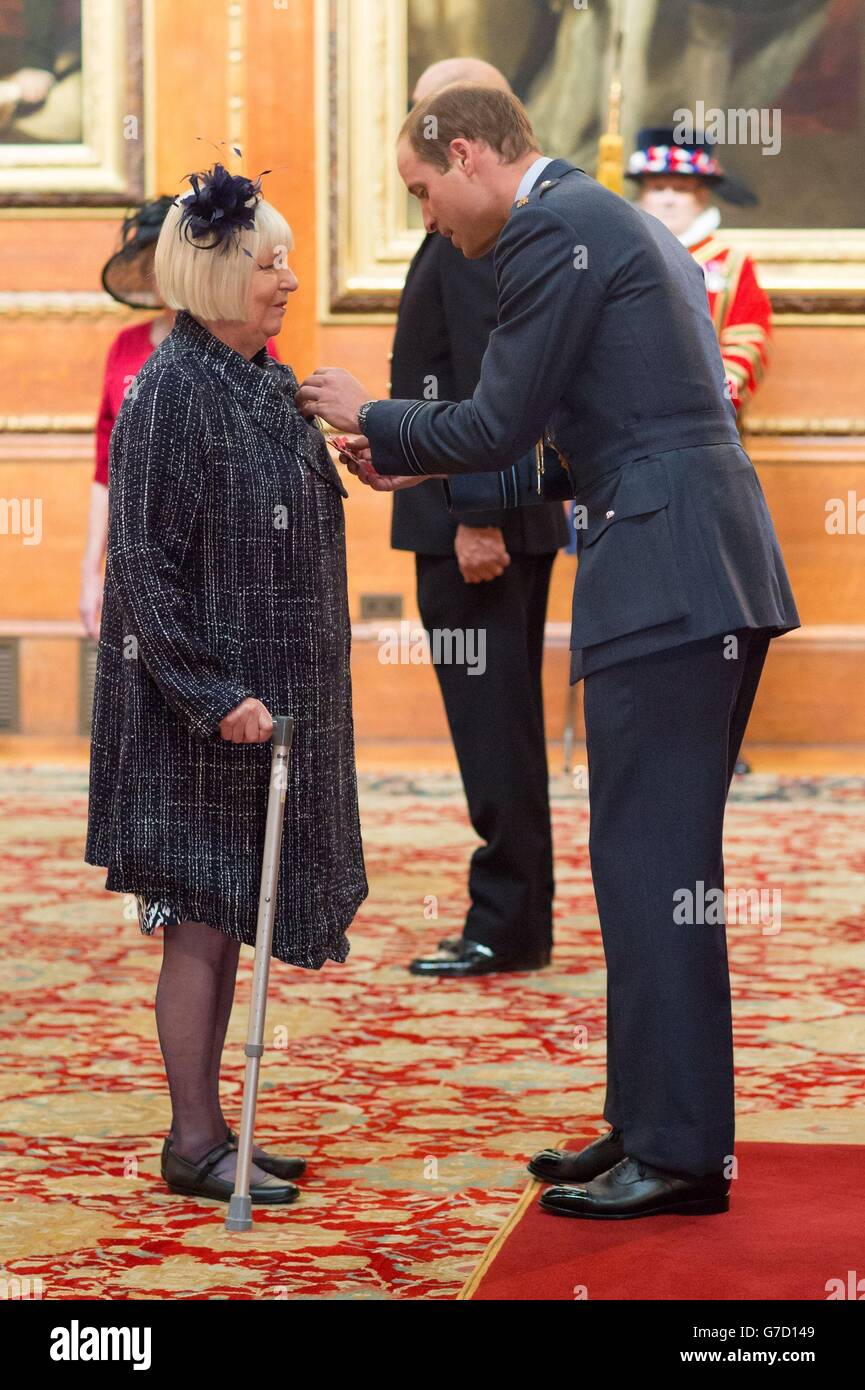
[219, 697, 273, 744]
[455, 525, 510, 583]
[296, 368, 369, 432]
[333, 435, 440, 492]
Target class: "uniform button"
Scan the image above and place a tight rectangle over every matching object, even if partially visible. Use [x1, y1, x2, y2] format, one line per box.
[605, 509, 615, 519]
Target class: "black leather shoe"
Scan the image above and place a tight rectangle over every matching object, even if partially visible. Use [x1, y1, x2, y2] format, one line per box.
[528, 1127, 625, 1183]
[162, 1138, 299, 1204]
[162, 1129, 306, 1181]
[539, 1156, 730, 1219]
[224, 1128, 306, 1180]
[409, 939, 551, 977]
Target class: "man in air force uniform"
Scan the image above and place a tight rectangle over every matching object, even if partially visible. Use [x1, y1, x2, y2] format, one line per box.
[297, 84, 800, 1221]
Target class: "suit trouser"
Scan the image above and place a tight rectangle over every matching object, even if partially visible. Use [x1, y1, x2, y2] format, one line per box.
[415, 551, 557, 956]
[583, 627, 771, 1176]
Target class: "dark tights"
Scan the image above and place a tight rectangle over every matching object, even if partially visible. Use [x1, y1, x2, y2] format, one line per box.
[155, 918, 280, 1184]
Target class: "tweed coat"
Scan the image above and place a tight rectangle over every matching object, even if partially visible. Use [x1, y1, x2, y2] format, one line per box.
[84, 308, 368, 967]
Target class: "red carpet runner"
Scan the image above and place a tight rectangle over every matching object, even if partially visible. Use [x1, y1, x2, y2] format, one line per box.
[461, 1139, 865, 1300]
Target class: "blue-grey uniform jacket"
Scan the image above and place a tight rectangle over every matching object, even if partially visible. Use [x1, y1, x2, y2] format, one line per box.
[364, 158, 800, 680]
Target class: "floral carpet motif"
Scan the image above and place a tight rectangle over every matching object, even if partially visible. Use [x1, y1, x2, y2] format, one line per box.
[0, 766, 862, 1299]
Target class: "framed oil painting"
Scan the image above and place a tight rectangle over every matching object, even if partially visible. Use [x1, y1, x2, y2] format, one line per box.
[317, 0, 865, 319]
[0, 0, 145, 206]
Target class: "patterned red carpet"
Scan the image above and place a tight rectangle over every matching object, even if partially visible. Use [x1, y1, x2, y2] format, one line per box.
[0, 766, 862, 1300]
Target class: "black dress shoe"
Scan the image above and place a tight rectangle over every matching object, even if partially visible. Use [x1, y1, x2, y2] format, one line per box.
[539, 1156, 730, 1219]
[161, 1130, 306, 1181]
[409, 939, 551, 977]
[528, 1127, 625, 1182]
[162, 1138, 299, 1205]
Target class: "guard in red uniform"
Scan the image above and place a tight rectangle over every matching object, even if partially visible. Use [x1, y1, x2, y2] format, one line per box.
[626, 127, 771, 416]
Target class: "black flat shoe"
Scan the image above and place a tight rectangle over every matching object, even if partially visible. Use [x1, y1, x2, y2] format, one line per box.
[409, 940, 551, 977]
[161, 1130, 306, 1181]
[528, 1126, 625, 1182]
[225, 1127, 306, 1180]
[162, 1138, 299, 1205]
[539, 1156, 730, 1220]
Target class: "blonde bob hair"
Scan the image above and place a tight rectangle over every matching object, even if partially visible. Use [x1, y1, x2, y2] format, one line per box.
[154, 195, 293, 321]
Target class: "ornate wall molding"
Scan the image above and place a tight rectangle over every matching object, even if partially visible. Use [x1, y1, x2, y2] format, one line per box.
[226, 1, 248, 166]
[0, 416, 94, 433]
[0, 291, 134, 318]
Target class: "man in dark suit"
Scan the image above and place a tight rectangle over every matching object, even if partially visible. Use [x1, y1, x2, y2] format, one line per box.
[298, 85, 799, 1219]
[391, 59, 568, 979]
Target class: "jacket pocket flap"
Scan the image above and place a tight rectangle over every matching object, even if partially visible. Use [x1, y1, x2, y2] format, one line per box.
[304, 429, 350, 497]
[581, 462, 670, 547]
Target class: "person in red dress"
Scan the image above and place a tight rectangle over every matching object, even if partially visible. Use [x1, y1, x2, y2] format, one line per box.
[79, 197, 281, 637]
[626, 128, 772, 419]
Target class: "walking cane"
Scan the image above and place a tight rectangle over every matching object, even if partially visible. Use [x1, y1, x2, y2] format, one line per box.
[225, 714, 293, 1233]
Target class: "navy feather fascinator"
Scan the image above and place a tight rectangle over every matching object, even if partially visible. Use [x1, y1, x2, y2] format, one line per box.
[174, 154, 273, 254]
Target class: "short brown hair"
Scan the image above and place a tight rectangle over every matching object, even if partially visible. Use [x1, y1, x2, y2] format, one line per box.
[399, 82, 539, 174]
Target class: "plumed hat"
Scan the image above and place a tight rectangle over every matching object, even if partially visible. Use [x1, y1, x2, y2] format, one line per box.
[625, 127, 758, 207]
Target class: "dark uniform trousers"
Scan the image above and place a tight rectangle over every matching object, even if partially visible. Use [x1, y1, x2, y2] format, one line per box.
[586, 627, 770, 1175]
[416, 550, 557, 956]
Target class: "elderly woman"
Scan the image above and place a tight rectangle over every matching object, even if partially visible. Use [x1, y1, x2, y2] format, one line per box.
[84, 163, 368, 1205]
[78, 194, 282, 641]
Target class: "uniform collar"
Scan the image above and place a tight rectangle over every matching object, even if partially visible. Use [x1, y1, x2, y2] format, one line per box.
[514, 155, 555, 203]
[510, 156, 580, 211]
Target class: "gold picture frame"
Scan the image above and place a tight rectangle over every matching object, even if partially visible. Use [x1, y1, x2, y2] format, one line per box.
[317, 0, 865, 322]
[0, 0, 145, 208]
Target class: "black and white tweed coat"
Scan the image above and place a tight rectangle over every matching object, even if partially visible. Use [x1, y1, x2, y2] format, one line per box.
[84, 309, 368, 967]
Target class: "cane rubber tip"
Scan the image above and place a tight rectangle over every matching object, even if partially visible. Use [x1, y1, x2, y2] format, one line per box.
[225, 1195, 253, 1232]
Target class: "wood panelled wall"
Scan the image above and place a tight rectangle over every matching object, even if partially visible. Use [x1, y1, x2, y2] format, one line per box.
[1, 0, 863, 744]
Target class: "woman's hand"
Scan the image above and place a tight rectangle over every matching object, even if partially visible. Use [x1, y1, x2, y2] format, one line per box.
[219, 697, 273, 743]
